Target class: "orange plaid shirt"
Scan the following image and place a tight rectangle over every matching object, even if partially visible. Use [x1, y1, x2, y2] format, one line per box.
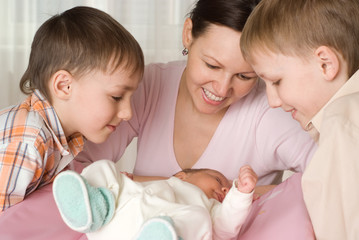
[0, 90, 84, 211]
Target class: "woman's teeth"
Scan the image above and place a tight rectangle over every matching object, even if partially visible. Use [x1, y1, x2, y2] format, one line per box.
[203, 88, 225, 102]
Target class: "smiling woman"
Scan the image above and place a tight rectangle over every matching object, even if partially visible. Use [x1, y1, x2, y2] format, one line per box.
[76, 0, 316, 187]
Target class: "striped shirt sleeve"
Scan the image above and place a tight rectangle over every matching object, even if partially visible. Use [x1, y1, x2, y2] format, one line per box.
[0, 139, 45, 211]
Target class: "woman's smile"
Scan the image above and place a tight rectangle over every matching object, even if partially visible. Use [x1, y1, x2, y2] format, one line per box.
[201, 87, 226, 105]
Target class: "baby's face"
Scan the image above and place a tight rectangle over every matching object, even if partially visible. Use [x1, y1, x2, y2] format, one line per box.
[249, 50, 334, 129]
[185, 170, 231, 203]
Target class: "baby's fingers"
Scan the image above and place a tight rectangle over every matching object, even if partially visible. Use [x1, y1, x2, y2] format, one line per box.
[239, 165, 257, 182]
[237, 165, 258, 193]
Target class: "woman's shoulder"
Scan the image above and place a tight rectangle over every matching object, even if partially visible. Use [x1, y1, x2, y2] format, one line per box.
[141, 60, 186, 89]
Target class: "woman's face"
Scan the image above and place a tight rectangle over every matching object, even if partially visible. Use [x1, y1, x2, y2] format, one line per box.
[182, 20, 258, 115]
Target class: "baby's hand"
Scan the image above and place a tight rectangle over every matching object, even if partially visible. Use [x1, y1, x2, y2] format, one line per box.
[237, 165, 257, 194]
[120, 171, 134, 180]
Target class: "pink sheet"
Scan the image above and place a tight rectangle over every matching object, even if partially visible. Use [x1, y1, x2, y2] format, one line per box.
[0, 183, 87, 240]
[0, 173, 313, 239]
[238, 172, 315, 239]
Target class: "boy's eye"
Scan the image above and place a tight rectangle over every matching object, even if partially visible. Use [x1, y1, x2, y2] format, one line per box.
[216, 177, 222, 184]
[112, 96, 123, 102]
[237, 74, 254, 81]
[272, 80, 281, 86]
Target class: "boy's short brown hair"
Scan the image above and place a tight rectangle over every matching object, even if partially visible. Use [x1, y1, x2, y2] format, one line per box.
[20, 6, 144, 102]
[240, 0, 359, 77]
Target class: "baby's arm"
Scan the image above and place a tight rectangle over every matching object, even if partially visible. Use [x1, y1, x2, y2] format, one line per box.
[212, 165, 257, 239]
[132, 174, 168, 182]
[236, 165, 257, 194]
[119, 172, 168, 182]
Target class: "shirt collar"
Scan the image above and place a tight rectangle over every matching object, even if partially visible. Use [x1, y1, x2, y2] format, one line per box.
[306, 70, 359, 136]
[31, 90, 84, 156]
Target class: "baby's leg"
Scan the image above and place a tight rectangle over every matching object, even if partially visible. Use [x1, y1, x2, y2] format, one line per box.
[135, 216, 180, 240]
[53, 160, 123, 233]
[53, 170, 115, 233]
[81, 159, 124, 197]
[165, 205, 213, 240]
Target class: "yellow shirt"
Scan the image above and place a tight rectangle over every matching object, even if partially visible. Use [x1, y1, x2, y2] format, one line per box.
[303, 70, 359, 239]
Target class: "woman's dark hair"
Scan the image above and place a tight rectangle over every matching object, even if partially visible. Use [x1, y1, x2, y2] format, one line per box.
[188, 0, 261, 38]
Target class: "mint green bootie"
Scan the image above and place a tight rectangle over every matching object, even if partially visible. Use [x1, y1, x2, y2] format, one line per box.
[135, 216, 183, 240]
[53, 170, 115, 233]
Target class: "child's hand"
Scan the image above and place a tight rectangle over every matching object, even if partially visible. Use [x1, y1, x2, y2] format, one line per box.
[237, 165, 257, 194]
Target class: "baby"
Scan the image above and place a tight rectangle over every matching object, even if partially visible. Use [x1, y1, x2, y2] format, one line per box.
[53, 160, 257, 240]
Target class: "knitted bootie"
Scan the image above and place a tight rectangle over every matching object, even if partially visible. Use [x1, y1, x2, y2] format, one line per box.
[53, 170, 115, 233]
[135, 216, 183, 240]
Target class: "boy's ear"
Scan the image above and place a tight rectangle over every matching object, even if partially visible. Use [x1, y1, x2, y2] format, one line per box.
[182, 18, 193, 50]
[50, 70, 73, 100]
[174, 171, 187, 180]
[315, 46, 339, 81]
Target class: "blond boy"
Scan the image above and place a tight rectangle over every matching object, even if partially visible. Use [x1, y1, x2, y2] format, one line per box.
[0, 6, 144, 212]
[240, 0, 359, 239]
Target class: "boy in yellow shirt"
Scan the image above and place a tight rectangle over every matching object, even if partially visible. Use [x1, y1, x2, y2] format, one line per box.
[240, 0, 359, 239]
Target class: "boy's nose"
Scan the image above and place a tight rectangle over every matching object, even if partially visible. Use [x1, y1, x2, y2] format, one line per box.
[266, 86, 282, 108]
[117, 101, 133, 121]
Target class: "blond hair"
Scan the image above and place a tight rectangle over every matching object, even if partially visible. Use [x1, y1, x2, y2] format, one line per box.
[240, 0, 359, 76]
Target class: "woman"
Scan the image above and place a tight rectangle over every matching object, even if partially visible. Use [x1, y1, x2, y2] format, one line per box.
[76, 0, 316, 185]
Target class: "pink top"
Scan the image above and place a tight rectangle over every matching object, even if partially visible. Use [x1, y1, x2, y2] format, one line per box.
[76, 61, 316, 184]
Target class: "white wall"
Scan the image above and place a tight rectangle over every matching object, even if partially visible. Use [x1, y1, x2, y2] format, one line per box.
[0, 0, 197, 109]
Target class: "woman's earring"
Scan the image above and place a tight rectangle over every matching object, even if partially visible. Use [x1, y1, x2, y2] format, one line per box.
[182, 48, 188, 56]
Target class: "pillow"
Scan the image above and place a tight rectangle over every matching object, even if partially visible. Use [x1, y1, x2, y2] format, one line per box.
[238, 172, 315, 239]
